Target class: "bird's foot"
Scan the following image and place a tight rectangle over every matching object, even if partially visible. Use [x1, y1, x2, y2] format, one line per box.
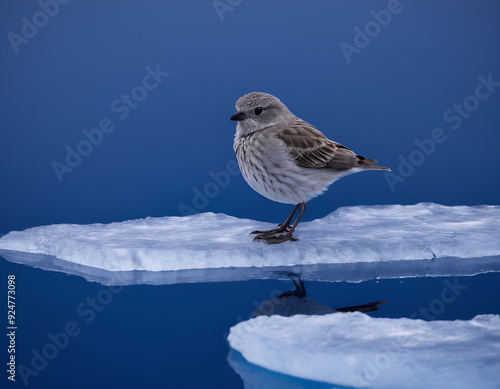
[250, 224, 292, 235]
[253, 231, 298, 244]
[250, 203, 305, 244]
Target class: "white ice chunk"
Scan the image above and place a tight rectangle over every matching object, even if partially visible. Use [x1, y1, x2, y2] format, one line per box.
[0, 203, 499, 273]
[227, 312, 500, 388]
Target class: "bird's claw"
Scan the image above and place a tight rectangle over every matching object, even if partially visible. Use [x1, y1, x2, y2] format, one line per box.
[250, 225, 292, 235]
[253, 232, 298, 244]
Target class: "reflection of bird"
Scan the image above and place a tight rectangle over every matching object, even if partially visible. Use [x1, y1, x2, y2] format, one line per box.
[252, 274, 387, 318]
[231, 92, 390, 244]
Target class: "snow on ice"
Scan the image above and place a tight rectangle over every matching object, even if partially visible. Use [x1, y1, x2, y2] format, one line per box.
[0, 203, 499, 284]
[228, 312, 500, 389]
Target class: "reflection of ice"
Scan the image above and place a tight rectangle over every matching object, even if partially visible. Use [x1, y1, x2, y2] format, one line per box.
[2, 249, 499, 285]
[228, 312, 500, 389]
[0, 203, 499, 280]
[227, 349, 340, 389]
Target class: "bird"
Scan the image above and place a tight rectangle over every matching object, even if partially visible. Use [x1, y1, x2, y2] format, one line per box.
[231, 92, 390, 244]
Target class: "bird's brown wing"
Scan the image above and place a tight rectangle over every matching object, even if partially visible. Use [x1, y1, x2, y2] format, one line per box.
[276, 119, 378, 171]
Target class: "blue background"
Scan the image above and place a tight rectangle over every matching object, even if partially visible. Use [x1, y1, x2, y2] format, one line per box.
[1, 1, 500, 388]
[1, 0, 499, 234]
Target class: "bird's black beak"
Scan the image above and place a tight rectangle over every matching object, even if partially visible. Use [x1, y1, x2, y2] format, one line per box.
[230, 111, 247, 121]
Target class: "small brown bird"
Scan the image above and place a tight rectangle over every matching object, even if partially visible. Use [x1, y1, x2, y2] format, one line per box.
[231, 92, 390, 244]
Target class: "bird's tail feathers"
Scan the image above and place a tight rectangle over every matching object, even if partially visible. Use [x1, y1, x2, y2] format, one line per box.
[357, 156, 391, 171]
[362, 164, 391, 171]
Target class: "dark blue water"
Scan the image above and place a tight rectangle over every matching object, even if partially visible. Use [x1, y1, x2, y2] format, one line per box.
[2, 258, 499, 389]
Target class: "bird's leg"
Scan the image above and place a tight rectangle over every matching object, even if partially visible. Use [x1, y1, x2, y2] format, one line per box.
[253, 202, 307, 244]
[251, 203, 300, 235]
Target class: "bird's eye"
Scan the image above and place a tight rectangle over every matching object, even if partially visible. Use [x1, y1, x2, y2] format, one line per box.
[254, 107, 263, 115]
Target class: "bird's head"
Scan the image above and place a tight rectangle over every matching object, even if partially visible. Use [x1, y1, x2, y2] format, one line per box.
[231, 92, 295, 136]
